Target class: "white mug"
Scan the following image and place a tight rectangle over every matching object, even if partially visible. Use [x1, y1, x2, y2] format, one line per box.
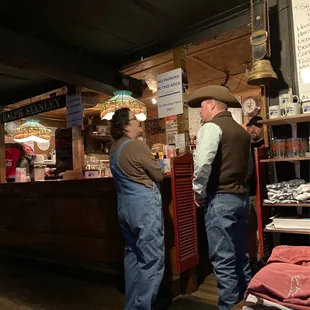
[302, 102, 310, 114]
[286, 102, 301, 116]
[269, 105, 281, 119]
[280, 93, 298, 106]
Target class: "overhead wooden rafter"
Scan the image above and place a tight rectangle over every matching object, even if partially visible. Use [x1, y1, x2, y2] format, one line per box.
[187, 56, 248, 87]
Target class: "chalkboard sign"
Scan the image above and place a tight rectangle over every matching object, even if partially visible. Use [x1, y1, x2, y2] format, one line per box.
[291, 0, 310, 103]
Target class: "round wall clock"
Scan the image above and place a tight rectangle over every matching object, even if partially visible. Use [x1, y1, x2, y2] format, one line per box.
[4, 121, 18, 136]
[37, 141, 50, 151]
[241, 97, 261, 116]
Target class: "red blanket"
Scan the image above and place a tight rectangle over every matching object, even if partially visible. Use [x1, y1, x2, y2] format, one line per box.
[245, 246, 310, 310]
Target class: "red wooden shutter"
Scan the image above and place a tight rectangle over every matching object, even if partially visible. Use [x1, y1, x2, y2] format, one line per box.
[171, 153, 198, 273]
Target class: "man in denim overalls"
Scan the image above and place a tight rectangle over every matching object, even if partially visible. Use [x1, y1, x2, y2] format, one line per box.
[109, 108, 165, 310]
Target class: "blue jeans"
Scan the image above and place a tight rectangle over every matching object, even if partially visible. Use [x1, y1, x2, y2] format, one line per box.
[205, 193, 252, 310]
[118, 184, 165, 310]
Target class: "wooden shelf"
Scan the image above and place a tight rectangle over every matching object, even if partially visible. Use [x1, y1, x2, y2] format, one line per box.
[258, 114, 310, 126]
[90, 135, 112, 141]
[264, 227, 310, 235]
[260, 157, 310, 163]
[264, 203, 310, 207]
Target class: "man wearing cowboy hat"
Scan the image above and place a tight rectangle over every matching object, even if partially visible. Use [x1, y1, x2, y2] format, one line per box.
[188, 85, 252, 310]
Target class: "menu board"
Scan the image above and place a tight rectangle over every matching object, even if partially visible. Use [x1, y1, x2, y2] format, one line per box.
[55, 128, 73, 173]
[291, 0, 310, 102]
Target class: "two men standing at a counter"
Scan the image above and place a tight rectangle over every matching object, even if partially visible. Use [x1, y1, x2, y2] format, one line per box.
[109, 108, 165, 310]
[189, 85, 253, 310]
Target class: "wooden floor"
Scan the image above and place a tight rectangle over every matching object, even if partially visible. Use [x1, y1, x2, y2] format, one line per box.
[191, 274, 243, 309]
[192, 274, 219, 305]
[0, 258, 244, 310]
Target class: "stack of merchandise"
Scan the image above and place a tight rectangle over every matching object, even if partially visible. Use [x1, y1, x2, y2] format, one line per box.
[264, 179, 310, 204]
[294, 184, 310, 203]
[266, 215, 310, 232]
[243, 246, 310, 310]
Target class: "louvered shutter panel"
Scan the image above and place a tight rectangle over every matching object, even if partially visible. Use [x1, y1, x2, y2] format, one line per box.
[170, 153, 198, 273]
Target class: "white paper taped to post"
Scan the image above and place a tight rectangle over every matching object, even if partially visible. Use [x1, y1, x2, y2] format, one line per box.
[291, 0, 310, 103]
[157, 68, 184, 118]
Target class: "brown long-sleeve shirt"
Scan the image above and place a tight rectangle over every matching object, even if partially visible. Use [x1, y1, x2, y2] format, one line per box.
[109, 137, 164, 188]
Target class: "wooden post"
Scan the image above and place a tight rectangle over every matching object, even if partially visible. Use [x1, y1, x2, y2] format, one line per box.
[173, 47, 190, 154]
[0, 122, 5, 183]
[260, 85, 269, 147]
[72, 125, 84, 171]
[64, 85, 85, 179]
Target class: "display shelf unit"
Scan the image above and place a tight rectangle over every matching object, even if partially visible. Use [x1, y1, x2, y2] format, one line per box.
[254, 121, 310, 256]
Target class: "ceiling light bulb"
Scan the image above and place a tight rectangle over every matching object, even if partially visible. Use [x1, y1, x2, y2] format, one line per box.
[136, 113, 146, 121]
[102, 112, 115, 120]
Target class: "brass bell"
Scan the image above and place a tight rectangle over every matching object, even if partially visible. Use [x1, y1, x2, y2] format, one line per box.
[247, 59, 278, 86]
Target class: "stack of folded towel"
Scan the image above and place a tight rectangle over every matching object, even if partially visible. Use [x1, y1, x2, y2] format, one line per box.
[264, 179, 310, 204]
[294, 183, 310, 203]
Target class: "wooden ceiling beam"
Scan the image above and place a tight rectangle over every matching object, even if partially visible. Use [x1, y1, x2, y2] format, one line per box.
[118, 4, 250, 65]
[123, 33, 250, 77]
[187, 56, 248, 86]
[189, 33, 250, 57]
[0, 26, 143, 98]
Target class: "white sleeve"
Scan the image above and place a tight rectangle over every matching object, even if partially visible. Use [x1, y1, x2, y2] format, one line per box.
[193, 122, 222, 200]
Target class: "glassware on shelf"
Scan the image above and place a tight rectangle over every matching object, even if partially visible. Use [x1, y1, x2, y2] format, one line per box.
[286, 138, 306, 158]
[272, 139, 286, 158]
[286, 138, 299, 157]
[299, 138, 307, 157]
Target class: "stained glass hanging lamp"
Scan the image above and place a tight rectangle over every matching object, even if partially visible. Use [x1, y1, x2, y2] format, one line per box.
[100, 90, 147, 121]
[13, 120, 51, 143]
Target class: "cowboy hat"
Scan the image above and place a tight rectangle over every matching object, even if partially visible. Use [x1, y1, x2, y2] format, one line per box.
[188, 85, 241, 108]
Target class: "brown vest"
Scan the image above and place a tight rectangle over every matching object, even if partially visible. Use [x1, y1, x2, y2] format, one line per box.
[207, 111, 251, 195]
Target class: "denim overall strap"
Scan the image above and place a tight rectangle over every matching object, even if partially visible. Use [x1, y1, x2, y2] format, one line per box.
[111, 138, 132, 172]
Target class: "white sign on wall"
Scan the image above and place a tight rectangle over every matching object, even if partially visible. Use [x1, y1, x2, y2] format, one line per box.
[157, 68, 183, 118]
[291, 0, 310, 102]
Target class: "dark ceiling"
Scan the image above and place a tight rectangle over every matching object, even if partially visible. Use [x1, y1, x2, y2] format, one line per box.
[0, 0, 250, 107]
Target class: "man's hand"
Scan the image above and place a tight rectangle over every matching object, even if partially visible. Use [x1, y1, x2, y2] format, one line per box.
[194, 193, 204, 207]
[194, 198, 204, 207]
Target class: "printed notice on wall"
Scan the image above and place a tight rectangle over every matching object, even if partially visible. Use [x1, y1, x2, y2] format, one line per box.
[157, 68, 183, 118]
[291, 0, 310, 102]
[175, 133, 185, 152]
[165, 115, 178, 144]
[66, 94, 84, 129]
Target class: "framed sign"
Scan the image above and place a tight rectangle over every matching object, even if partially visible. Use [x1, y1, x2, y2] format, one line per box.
[1, 95, 66, 124]
[157, 68, 183, 118]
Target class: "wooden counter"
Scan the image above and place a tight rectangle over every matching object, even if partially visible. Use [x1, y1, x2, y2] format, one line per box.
[0, 178, 122, 264]
[0, 154, 203, 299]
[0, 177, 179, 294]
[0, 178, 173, 265]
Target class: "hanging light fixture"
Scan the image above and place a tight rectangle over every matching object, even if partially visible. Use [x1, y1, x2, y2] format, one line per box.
[100, 90, 147, 121]
[13, 120, 51, 143]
